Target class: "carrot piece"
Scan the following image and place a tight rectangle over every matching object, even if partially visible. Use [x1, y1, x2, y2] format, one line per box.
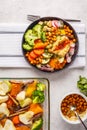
[12, 115, 20, 124]
[49, 58, 66, 69]
[49, 58, 58, 69]
[29, 51, 37, 59]
[28, 54, 34, 62]
[10, 83, 22, 97]
[33, 49, 44, 56]
[6, 99, 13, 106]
[16, 126, 30, 130]
[29, 103, 43, 115]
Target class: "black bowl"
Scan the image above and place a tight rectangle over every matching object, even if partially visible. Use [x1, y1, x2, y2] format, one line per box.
[22, 17, 79, 72]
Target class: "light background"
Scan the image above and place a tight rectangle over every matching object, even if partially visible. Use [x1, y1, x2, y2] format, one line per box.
[0, 0, 87, 130]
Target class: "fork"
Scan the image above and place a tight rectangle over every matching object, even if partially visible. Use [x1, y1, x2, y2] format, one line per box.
[27, 14, 81, 22]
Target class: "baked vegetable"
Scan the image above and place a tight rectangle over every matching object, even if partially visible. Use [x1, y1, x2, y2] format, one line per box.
[0, 95, 8, 103]
[19, 111, 34, 125]
[19, 97, 32, 108]
[0, 80, 11, 95]
[29, 103, 43, 115]
[36, 82, 46, 91]
[32, 90, 45, 103]
[31, 118, 43, 130]
[0, 103, 10, 116]
[25, 80, 37, 97]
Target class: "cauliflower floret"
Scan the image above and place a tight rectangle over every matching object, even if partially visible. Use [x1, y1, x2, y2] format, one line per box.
[19, 111, 34, 125]
[0, 103, 10, 117]
[3, 119, 16, 130]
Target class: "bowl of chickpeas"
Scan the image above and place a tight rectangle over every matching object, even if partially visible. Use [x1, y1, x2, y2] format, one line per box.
[59, 92, 87, 124]
[22, 17, 79, 72]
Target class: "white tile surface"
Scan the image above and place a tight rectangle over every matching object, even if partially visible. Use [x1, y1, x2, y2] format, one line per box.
[0, 0, 87, 130]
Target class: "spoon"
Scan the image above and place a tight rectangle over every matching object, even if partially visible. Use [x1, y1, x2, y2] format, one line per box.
[70, 106, 87, 130]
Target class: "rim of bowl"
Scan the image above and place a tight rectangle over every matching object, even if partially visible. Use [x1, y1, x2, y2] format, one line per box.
[22, 16, 79, 72]
[59, 92, 87, 124]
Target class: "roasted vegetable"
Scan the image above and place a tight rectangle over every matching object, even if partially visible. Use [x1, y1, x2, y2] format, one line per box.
[19, 111, 34, 125]
[25, 80, 37, 97]
[31, 118, 43, 130]
[0, 80, 11, 95]
[34, 39, 48, 49]
[16, 126, 30, 130]
[0, 95, 8, 103]
[36, 82, 45, 91]
[10, 82, 22, 96]
[77, 76, 87, 96]
[0, 103, 10, 116]
[19, 98, 32, 108]
[12, 115, 20, 124]
[16, 91, 25, 101]
[29, 103, 43, 115]
[32, 90, 45, 103]
[2, 119, 16, 130]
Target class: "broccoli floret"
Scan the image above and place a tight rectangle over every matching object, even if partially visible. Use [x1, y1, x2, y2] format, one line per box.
[36, 82, 45, 91]
[32, 90, 45, 103]
[31, 118, 43, 130]
[32, 96, 40, 104]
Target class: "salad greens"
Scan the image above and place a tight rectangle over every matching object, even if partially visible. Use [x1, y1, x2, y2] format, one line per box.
[77, 76, 87, 96]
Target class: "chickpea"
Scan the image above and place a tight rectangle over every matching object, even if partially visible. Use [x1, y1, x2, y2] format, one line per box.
[47, 21, 52, 27]
[64, 25, 67, 28]
[38, 21, 43, 25]
[73, 39, 76, 42]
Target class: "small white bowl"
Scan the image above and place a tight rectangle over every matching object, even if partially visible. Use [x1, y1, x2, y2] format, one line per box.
[59, 92, 87, 124]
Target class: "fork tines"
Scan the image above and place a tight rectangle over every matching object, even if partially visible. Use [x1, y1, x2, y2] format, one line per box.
[27, 15, 40, 21]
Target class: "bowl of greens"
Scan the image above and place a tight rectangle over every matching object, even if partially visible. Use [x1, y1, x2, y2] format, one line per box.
[22, 17, 79, 72]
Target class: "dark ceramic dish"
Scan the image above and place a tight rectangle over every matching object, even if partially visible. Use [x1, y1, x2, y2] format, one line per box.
[22, 17, 79, 72]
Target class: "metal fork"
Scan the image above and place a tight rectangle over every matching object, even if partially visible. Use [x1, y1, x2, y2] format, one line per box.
[27, 14, 81, 22]
[71, 106, 87, 130]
